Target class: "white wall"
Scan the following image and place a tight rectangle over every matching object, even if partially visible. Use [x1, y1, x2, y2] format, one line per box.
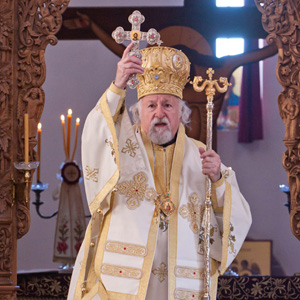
[17, 37, 300, 274]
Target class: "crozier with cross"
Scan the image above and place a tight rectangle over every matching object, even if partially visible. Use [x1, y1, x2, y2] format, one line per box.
[112, 10, 161, 88]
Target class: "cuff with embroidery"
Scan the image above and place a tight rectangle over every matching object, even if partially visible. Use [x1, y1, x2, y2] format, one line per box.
[109, 81, 127, 96]
[106, 82, 126, 121]
[211, 175, 225, 213]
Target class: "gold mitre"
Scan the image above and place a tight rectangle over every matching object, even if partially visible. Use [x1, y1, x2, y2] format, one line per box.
[137, 46, 190, 100]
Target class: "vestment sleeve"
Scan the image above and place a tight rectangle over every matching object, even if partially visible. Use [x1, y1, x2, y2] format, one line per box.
[210, 167, 252, 275]
[68, 84, 127, 300]
[81, 82, 126, 215]
[211, 176, 225, 210]
[106, 82, 126, 122]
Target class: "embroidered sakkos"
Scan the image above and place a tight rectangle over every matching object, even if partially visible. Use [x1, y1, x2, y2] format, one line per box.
[68, 83, 252, 300]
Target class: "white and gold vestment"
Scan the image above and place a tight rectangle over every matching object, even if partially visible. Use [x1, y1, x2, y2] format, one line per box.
[68, 83, 252, 300]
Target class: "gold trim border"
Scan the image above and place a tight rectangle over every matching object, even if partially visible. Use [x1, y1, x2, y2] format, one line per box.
[220, 181, 232, 274]
[101, 264, 142, 279]
[174, 288, 203, 300]
[105, 241, 148, 257]
[168, 124, 185, 300]
[174, 266, 204, 280]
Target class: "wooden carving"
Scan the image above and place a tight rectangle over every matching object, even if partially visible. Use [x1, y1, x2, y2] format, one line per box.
[0, 0, 69, 297]
[256, 0, 300, 240]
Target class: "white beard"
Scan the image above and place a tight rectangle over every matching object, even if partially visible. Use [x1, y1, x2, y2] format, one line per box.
[147, 117, 173, 145]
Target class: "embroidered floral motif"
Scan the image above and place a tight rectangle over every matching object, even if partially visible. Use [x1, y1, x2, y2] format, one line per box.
[198, 225, 217, 255]
[152, 262, 168, 283]
[175, 266, 205, 280]
[85, 166, 99, 182]
[228, 222, 236, 255]
[105, 138, 116, 163]
[221, 168, 231, 179]
[56, 217, 69, 254]
[117, 172, 157, 209]
[74, 220, 84, 253]
[105, 241, 148, 257]
[179, 193, 204, 233]
[121, 138, 139, 157]
[174, 288, 203, 300]
[101, 264, 142, 279]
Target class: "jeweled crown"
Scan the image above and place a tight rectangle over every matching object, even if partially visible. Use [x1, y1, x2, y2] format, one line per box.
[137, 46, 190, 100]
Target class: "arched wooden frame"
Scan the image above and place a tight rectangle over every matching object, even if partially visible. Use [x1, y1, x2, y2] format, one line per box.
[0, 0, 69, 297]
[255, 0, 300, 241]
[0, 0, 299, 298]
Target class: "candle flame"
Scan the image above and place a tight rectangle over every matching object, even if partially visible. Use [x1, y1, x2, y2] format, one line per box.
[68, 109, 73, 115]
[76, 118, 80, 124]
[60, 115, 65, 122]
[37, 123, 42, 130]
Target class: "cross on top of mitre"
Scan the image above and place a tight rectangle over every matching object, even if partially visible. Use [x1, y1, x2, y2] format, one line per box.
[112, 10, 162, 89]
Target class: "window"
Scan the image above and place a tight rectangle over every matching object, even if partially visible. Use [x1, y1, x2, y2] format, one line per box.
[216, 0, 244, 7]
[216, 38, 244, 58]
[216, 38, 244, 130]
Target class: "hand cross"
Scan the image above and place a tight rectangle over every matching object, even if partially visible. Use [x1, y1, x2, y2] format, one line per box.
[112, 10, 161, 89]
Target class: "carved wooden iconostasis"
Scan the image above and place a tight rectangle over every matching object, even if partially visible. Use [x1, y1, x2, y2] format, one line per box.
[0, 0, 69, 298]
[1, 0, 300, 298]
[255, 0, 300, 242]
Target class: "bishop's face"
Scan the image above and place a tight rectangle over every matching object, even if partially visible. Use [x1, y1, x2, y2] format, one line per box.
[140, 94, 181, 145]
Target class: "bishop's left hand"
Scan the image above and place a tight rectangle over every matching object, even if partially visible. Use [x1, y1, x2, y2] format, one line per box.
[199, 147, 221, 182]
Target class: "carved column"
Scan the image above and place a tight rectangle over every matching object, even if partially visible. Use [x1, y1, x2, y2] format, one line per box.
[0, 0, 69, 298]
[256, 0, 300, 240]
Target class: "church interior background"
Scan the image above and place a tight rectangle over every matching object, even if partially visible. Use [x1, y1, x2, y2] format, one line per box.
[1, 0, 300, 299]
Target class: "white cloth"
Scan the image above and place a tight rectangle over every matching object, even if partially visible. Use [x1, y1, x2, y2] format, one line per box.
[68, 83, 252, 300]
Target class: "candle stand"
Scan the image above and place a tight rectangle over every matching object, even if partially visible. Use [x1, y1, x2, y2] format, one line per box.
[14, 161, 39, 203]
[31, 181, 58, 219]
[31, 163, 91, 220]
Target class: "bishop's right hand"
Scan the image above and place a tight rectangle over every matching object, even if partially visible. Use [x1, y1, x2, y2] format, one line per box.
[114, 43, 144, 90]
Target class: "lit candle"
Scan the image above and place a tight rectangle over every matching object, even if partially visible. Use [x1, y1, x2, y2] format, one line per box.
[71, 118, 80, 162]
[24, 113, 29, 163]
[60, 115, 67, 159]
[37, 123, 42, 182]
[67, 109, 72, 160]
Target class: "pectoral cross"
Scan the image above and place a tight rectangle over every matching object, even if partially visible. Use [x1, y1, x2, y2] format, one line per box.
[190, 68, 231, 300]
[112, 10, 161, 89]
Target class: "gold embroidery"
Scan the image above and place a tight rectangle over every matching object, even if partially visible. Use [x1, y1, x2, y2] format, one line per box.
[198, 225, 217, 255]
[121, 138, 139, 157]
[174, 288, 203, 300]
[228, 222, 236, 255]
[220, 181, 232, 274]
[174, 266, 205, 280]
[105, 138, 116, 163]
[117, 172, 157, 209]
[152, 262, 168, 282]
[168, 124, 185, 299]
[221, 167, 231, 179]
[95, 102, 101, 111]
[105, 241, 148, 257]
[145, 188, 157, 201]
[101, 264, 142, 279]
[85, 166, 99, 182]
[179, 193, 204, 233]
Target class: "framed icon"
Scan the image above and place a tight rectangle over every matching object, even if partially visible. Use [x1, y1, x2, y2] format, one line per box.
[230, 240, 272, 276]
